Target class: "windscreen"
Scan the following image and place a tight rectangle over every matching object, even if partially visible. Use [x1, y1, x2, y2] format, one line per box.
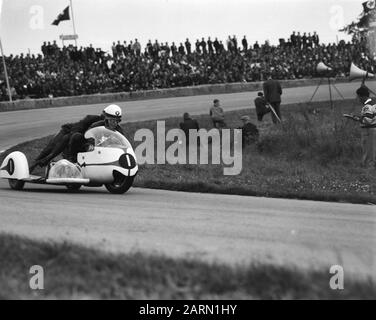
[85, 126, 131, 149]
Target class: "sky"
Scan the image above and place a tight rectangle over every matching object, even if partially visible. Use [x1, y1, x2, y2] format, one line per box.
[0, 0, 366, 55]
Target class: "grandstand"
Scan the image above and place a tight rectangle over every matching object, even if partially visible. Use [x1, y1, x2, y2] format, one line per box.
[0, 32, 373, 101]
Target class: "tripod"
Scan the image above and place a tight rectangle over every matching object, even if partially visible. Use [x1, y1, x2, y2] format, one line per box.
[309, 77, 345, 108]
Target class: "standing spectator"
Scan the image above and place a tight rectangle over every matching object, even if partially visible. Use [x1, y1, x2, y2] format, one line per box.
[195, 39, 201, 54]
[302, 32, 308, 49]
[128, 40, 134, 55]
[263, 74, 282, 123]
[313, 31, 319, 47]
[355, 86, 376, 167]
[170, 42, 178, 56]
[207, 37, 214, 55]
[296, 32, 302, 49]
[290, 31, 297, 47]
[219, 40, 225, 53]
[213, 37, 220, 54]
[163, 42, 171, 56]
[200, 37, 207, 55]
[242, 36, 248, 52]
[146, 40, 153, 56]
[179, 112, 199, 145]
[232, 35, 238, 53]
[307, 32, 313, 48]
[123, 41, 128, 56]
[210, 99, 226, 128]
[87, 43, 96, 60]
[254, 92, 270, 122]
[178, 43, 185, 55]
[52, 41, 59, 55]
[226, 36, 233, 52]
[46, 41, 53, 55]
[41, 41, 47, 56]
[133, 39, 141, 56]
[116, 41, 123, 57]
[153, 40, 160, 58]
[185, 38, 191, 55]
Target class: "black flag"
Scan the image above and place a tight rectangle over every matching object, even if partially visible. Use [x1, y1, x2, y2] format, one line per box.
[52, 6, 70, 26]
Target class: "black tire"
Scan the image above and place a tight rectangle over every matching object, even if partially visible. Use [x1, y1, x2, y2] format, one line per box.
[8, 179, 25, 191]
[105, 174, 135, 194]
[66, 184, 82, 192]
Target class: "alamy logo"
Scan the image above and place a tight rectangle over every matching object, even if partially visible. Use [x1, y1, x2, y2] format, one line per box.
[329, 265, 344, 290]
[133, 121, 243, 175]
[29, 6, 44, 30]
[29, 265, 44, 290]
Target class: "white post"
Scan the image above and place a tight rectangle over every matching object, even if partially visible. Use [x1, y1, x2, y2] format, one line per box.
[70, 0, 78, 47]
[0, 37, 12, 102]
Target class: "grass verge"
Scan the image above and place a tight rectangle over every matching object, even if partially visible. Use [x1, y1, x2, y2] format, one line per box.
[1, 99, 375, 204]
[0, 233, 375, 299]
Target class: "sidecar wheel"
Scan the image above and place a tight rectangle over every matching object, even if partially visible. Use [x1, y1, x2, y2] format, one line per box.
[105, 174, 135, 194]
[9, 179, 25, 190]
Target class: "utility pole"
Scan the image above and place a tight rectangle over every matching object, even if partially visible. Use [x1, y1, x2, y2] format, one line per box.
[70, 0, 78, 47]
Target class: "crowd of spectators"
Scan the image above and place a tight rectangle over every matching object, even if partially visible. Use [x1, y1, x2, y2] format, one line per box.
[1, 31, 375, 101]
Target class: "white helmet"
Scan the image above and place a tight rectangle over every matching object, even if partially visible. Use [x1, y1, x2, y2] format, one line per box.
[103, 104, 122, 119]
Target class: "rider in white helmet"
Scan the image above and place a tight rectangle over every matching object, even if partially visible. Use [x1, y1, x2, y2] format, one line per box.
[90, 104, 124, 134]
[66, 105, 124, 163]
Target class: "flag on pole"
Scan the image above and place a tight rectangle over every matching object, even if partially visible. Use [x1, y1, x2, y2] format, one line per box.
[362, 1, 376, 14]
[52, 6, 70, 26]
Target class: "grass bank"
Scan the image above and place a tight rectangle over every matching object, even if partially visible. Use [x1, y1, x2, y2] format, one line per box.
[1, 99, 375, 204]
[0, 233, 374, 299]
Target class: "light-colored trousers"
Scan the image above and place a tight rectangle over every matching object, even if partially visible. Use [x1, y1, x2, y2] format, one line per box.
[361, 127, 376, 167]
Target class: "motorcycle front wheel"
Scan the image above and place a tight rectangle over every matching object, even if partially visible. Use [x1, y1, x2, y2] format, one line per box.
[105, 173, 135, 194]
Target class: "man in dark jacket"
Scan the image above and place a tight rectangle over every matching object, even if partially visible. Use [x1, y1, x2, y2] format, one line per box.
[30, 114, 105, 173]
[179, 112, 199, 145]
[239, 116, 259, 145]
[254, 92, 270, 122]
[263, 74, 282, 123]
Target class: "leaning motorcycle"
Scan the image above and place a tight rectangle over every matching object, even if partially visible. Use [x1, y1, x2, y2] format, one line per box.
[0, 126, 138, 194]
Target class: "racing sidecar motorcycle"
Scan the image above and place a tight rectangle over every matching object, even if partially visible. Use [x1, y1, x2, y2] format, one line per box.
[0, 126, 138, 194]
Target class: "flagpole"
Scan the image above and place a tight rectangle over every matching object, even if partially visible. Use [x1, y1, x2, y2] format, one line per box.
[69, 0, 78, 47]
[0, 37, 12, 102]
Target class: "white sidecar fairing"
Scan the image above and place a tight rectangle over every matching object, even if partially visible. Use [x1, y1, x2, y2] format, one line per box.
[46, 159, 90, 184]
[79, 127, 138, 184]
[0, 151, 29, 180]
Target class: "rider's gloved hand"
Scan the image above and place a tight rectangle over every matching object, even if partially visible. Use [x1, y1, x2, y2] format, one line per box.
[85, 138, 95, 151]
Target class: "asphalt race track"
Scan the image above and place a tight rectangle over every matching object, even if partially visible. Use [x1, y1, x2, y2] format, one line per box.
[0, 82, 375, 279]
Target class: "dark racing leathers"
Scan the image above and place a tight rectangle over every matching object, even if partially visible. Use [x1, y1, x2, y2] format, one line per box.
[31, 115, 104, 171]
[64, 119, 125, 164]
